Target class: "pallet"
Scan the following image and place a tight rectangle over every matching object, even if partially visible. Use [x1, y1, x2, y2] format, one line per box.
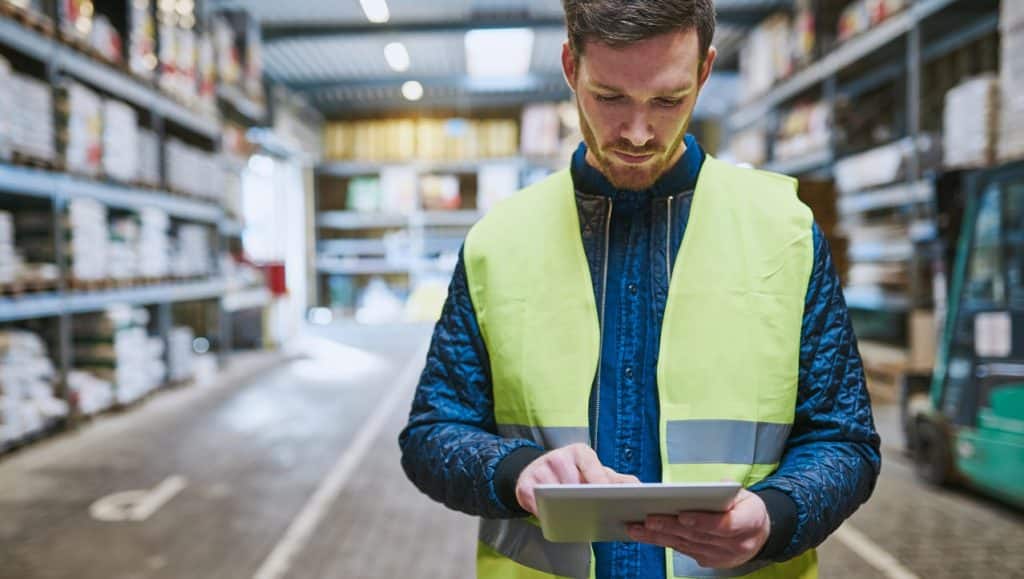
[0, 277, 58, 296]
[11, 151, 60, 172]
[0, 417, 67, 457]
[0, 2, 54, 37]
[68, 277, 117, 292]
[859, 340, 908, 404]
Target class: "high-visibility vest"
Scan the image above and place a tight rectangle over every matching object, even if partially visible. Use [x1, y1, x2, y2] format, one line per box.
[463, 156, 818, 579]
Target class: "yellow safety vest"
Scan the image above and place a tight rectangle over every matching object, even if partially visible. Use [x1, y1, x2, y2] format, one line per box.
[464, 156, 818, 579]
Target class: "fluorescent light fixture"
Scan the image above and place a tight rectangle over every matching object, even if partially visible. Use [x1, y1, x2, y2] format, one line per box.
[359, 0, 389, 23]
[384, 42, 410, 72]
[465, 28, 534, 78]
[402, 80, 424, 101]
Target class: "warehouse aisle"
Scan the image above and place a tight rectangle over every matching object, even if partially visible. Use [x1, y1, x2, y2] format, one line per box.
[0, 323, 447, 579]
[3, 322, 1022, 579]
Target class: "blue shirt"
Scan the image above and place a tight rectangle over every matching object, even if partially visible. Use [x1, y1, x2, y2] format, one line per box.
[572, 136, 704, 579]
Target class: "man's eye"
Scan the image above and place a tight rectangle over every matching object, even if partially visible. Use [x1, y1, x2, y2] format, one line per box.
[656, 98, 682, 107]
[596, 94, 623, 103]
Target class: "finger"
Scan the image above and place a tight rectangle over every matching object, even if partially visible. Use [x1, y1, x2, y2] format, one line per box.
[515, 478, 538, 515]
[546, 453, 582, 484]
[572, 445, 611, 484]
[645, 515, 734, 547]
[627, 526, 735, 564]
[606, 468, 640, 484]
[676, 511, 742, 538]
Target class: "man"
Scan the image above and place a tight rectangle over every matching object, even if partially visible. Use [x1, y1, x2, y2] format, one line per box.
[399, 1, 881, 577]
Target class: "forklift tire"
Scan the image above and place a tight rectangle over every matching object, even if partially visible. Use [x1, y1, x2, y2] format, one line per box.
[912, 419, 954, 487]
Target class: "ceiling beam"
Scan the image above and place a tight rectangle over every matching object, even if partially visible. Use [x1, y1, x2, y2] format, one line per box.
[262, 4, 791, 43]
[290, 74, 569, 95]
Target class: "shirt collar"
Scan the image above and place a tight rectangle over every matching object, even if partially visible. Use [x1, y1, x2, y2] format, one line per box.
[570, 134, 704, 200]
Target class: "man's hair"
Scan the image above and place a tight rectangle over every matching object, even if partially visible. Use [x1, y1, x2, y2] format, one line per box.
[562, 0, 716, 62]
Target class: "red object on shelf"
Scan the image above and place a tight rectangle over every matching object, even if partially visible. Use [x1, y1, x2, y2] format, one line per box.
[262, 262, 287, 296]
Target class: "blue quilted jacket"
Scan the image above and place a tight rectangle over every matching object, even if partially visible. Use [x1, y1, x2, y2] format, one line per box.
[399, 137, 881, 577]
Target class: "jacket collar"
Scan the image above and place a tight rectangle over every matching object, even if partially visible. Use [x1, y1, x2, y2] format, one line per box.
[570, 134, 704, 200]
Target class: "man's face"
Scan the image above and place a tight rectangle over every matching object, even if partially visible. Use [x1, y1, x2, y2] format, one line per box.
[563, 29, 716, 191]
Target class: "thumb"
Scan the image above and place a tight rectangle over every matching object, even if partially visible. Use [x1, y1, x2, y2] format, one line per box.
[606, 467, 640, 484]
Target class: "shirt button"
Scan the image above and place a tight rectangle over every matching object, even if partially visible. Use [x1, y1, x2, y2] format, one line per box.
[628, 283, 638, 295]
[624, 448, 634, 461]
[624, 367, 633, 379]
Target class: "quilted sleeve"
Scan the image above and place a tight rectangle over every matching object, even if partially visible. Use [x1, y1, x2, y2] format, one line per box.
[399, 249, 543, 518]
[750, 223, 883, 561]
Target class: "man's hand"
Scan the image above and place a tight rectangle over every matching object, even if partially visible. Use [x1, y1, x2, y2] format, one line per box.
[626, 489, 770, 569]
[515, 443, 639, 515]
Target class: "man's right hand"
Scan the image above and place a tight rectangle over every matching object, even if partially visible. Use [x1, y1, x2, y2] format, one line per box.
[515, 443, 639, 515]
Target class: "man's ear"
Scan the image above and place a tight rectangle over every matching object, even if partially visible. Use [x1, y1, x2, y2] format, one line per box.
[562, 42, 578, 93]
[698, 45, 717, 89]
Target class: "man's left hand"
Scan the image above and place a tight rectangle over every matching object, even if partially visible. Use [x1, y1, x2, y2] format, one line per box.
[626, 489, 771, 569]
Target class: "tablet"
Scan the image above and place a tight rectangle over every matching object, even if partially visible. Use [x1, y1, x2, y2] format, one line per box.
[535, 482, 742, 543]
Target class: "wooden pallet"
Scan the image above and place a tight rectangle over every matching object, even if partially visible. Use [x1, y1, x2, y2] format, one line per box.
[11, 151, 60, 172]
[68, 277, 118, 292]
[0, 3, 54, 37]
[0, 277, 58, 296]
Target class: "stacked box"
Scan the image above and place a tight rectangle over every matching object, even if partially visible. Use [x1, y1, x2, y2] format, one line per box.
[108, 216, 140, 281]
[0, 211, 18, 284]
[943, 75, 999, 169]
[167, 326, 195, 383]
[213, 15, 241, 87]
[172, 224, 210, 277]
[244, 17, 264, 104]
[166, 139, 223, 201]
[323, 118, 520, 162]
[137, 129, 161, 187]
[0, 57, 11, 161]
[63, 81, 103, 178]
[59, 0, 93, 45]
[197, 29, 217, 115]
[67, 370, 114, 416]
[68, 198, 108, 281]
[999, 21, 1024, 163]
[739, 14, 793, 101]
[74, 306, 165, 405]
[102, 99, 139, 183]
[138, 208, 170, 278]
[88, 14, 122, 64]
[128, 0, 157, 80]
[10, 74, 56, 163]
[0, 331, 67, 445]
[775, 100, 830, 161]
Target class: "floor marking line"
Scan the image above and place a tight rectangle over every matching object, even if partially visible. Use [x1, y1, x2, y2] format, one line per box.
[252, 341, 430, 579]
[834, 523, 920, 579]
[131, 476, 188, 521]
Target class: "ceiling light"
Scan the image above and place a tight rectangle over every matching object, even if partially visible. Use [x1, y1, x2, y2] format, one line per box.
[402, 80, 424, 101]
[384, 42, 410, 72]
[359, 0, 389, 23]
[465, 28, 534, 78]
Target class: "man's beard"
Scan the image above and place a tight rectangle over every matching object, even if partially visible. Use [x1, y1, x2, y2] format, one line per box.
[578, 104, 688, 191]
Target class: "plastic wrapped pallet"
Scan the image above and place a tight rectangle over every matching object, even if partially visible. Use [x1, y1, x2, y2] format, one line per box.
[172, 224, 211, 277]
[0, 57, 12, 161]
[0, 331, 67, 445]
[167, 326, 195, 383]
[138, 208, 170, 278]
[137, 129, 161, 187]
[108, 216, 140, 281]
[0, 211, 17, 284]
[102, 99, 139, 183]
[999, 24, 1024, 163]
[74, 306, 165, 406]
[128, 0, 157, 80]
[63, 81, 103, 178]
[68, 198, 108, 281]
[943, 75, 999, 169]
[68, 370, 114, 416]
[10, 73, 56, 163]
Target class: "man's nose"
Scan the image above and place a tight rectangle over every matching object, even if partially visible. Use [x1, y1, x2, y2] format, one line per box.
[621, 109, 654, 149]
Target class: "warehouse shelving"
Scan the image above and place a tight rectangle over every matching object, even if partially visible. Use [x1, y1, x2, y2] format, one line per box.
[728, 0, 961, 132]
[0, 278, 227, 323]
[317, 257, 412, 276]
[317, 211, 409, 230]
[317, 156, 550, 178]
[0, 164, 223, 223]
[837, 180, 935, 215]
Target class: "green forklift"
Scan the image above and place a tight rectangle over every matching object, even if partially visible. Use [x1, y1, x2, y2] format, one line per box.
[902, 160, 1024, 507]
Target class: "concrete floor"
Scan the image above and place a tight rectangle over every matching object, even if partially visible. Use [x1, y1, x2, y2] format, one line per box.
[0, 322, 1021, 579]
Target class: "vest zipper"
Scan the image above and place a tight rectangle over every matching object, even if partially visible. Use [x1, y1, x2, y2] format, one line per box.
[592, 198, 613, 453]
[666, 196, 673, 278]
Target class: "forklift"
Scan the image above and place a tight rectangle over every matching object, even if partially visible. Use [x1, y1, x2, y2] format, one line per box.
[902, 160, 1024, 508]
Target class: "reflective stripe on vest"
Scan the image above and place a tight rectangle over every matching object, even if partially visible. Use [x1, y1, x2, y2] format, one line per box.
[466, 157, 817, 579]
[673, 551, 770, 578]
[479, 518, 590, 579]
